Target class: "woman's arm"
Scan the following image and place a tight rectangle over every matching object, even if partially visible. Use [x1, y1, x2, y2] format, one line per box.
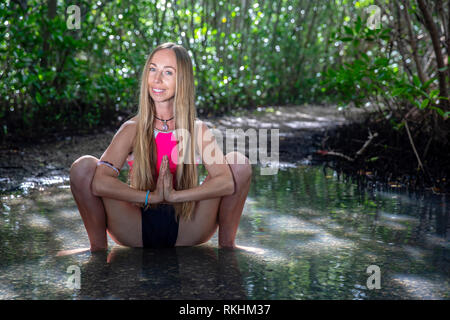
[164, 121, 234, 203]
[91, 119, 163, 204]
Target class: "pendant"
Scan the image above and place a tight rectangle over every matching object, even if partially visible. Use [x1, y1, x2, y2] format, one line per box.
[162, 121, 168, 131]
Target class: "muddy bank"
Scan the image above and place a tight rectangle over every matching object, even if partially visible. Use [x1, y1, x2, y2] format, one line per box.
[0, 104, 394, 193]
[318, 114, 450, 195]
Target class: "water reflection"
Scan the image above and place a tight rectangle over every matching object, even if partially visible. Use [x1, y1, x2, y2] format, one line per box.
[0, 165, 449, 299]
[76, 246, 246, 300]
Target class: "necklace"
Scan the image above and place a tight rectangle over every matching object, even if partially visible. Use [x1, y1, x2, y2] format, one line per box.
[154, 115, 174, 131]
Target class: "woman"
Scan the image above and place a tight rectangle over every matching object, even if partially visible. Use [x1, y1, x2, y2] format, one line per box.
[69, 42, 252, 252]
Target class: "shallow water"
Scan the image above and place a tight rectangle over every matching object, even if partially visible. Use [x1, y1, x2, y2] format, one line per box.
[0, 165, 449, 300]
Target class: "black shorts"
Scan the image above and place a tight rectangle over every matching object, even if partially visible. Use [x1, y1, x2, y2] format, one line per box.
[141, 204, 179, 248]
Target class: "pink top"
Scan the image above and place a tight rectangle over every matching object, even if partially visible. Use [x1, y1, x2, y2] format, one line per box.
[127, 130, 178, 179]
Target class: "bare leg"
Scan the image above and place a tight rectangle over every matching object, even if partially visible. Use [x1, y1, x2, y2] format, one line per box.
[218, 152, 252, 248]
[69, 155, 108, 252]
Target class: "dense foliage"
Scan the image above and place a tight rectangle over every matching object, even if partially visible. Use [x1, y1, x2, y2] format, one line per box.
[1, 0, 449, 143]
[321, 1, 449, 139]
[1, 0, 329, 141]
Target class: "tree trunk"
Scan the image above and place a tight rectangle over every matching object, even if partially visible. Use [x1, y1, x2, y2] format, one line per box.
[417, 0, 449, 111]
[402, 0, 428, 84]
[41, 0, 57, 68]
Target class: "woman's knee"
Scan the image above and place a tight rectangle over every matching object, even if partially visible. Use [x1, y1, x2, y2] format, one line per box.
[69, 155, 98, 188]
[226, 152, 252, 184]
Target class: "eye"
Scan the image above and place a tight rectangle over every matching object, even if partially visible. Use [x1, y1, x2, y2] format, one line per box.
[166, 71, 173, 76]
[149, 67, 156, 72]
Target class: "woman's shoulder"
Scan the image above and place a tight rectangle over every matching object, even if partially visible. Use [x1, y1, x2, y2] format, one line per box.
[119, 116, 138, 131]
[126, 115, 139, 126]
[113, 116, 138, 145]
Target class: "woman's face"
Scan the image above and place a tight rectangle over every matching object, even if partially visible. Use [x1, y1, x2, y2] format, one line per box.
[147, 49, 177, 103]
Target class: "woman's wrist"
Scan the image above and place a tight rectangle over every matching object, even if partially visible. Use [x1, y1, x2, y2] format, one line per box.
[167, 190, 181, 203]
[149, 191, 163, 204]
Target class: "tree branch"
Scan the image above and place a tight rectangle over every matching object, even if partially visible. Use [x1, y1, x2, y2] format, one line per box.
[317, 129, 379, 162]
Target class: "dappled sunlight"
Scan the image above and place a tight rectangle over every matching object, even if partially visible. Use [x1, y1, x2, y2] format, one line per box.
[56, 207, 82, 221]
[375, 191, 423, 206]
[284, 120, 329, 130]
[297, 207, 325, 217]
[236, 244, 291, 264]
[236, 245, 266, 256]
[424, 234, 450, 249]
[28, 188, 75, 210]
[308, 217, 345, 232]
[53, 228, 91, 251]
[244, 247, 289, 264]
[56, 247, 91, 257]
[0, 281, 16, 299]
[401, 245, 427, 261]
[266, 215, 323, 234]
[0, 255, 83, 299]
[27, 213, 52, 231]
[374, 219, 408, 231]
[295, 232, 357, 253]
[1, 194, 34, 210]
[378, 211, 418, 222]
[390, 274, 450, 300]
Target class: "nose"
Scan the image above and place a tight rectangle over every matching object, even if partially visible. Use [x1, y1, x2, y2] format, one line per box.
[153, 70, 163, 83]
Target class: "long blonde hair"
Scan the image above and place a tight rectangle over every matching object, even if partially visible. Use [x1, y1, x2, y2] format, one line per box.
[130, 42, 198, 221]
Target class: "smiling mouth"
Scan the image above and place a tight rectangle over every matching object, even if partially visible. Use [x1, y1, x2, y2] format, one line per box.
[152, 88, 166, 94]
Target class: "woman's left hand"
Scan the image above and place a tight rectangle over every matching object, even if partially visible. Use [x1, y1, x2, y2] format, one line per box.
[162, 156, 176, 202]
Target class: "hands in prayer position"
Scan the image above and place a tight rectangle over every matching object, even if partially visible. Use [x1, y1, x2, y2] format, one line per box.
[153, 155, 176, 204]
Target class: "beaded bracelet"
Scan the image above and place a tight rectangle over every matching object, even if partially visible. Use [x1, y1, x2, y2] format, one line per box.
[97, 160, 120, 175]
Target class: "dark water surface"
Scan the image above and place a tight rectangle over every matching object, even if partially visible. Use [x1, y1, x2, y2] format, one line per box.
[0, 165, 449, 299]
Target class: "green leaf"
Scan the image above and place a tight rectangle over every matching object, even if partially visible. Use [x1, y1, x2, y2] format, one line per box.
[355, 16, 362, 34]
[420, 99, 429, 109]
[344, 26, 354, 36]
[413, 100, 421, 109]
[412, 75, 421, 87]
[35, 91, 43, 105]
[429, 106, 444, 116]
[391, 87, 405, 97]
[429, 89, 439, 99]
[421, 77, 436, 90]
[375, 57, 389, 67]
